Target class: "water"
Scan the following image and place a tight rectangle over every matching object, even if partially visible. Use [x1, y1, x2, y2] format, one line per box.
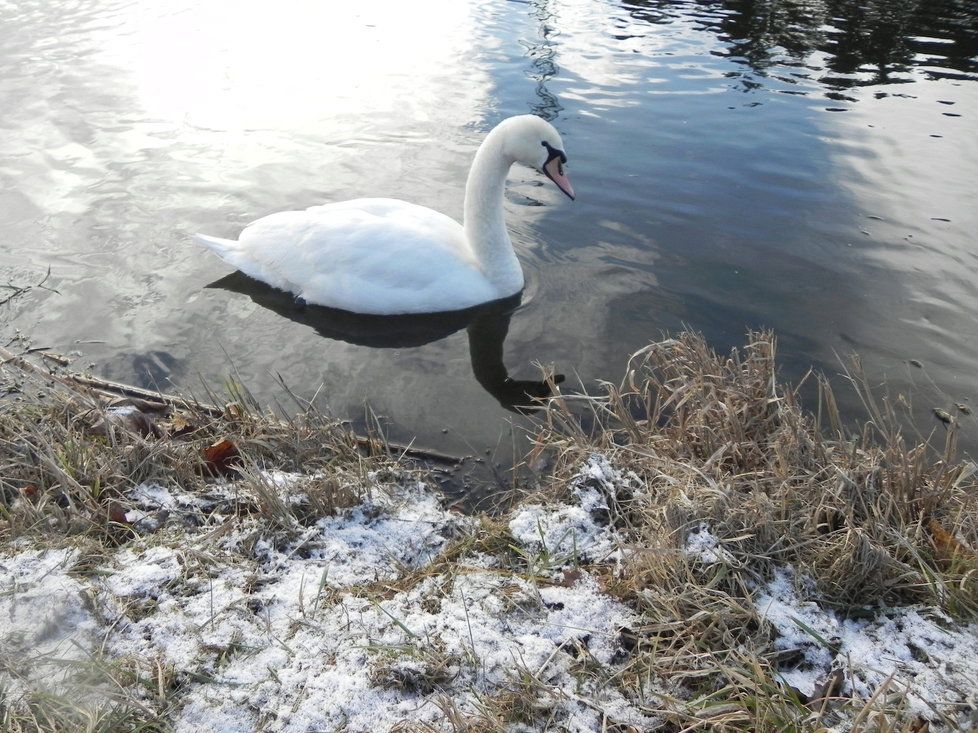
[2, 0, 976, 483]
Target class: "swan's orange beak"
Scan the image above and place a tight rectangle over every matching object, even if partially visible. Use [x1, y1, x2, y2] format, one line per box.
[543, 157, 575, 200]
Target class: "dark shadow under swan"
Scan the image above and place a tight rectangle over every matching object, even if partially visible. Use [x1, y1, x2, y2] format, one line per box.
[208, 272, 564, 414]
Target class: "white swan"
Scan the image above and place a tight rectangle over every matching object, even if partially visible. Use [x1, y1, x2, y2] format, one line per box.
[193, 115, 574, 315]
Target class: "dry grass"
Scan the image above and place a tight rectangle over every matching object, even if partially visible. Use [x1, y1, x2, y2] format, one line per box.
[2, 331, 977, 732]
[530, 330, 977, 613]
[510, 330, 978, 730]
[0, 371, 401, 732]
[0, 384, 383, 548]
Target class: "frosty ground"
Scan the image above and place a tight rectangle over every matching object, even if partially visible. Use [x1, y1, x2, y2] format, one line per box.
[2, 332, 977, 731]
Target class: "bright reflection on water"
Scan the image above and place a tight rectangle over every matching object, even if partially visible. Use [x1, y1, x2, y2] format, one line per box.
[2, 0, 976, 486]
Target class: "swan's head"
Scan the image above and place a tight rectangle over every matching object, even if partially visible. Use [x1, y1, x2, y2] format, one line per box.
[501, 115, 575, 201]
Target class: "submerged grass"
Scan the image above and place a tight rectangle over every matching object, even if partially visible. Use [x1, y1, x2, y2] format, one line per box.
[1, 331, 976, 731]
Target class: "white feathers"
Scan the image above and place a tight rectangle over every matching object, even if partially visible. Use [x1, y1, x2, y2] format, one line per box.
[193, 115, 570, 315]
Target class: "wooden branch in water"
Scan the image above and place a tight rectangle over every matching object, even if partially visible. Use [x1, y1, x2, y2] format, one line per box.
[68, 372, 217, 414]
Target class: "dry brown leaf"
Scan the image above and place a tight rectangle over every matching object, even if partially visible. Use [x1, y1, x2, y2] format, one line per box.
[168, 413, 194, 437]
[928, 518, 974, 561]
[107, 501, 130, 524]
[203, 438, 241, 476]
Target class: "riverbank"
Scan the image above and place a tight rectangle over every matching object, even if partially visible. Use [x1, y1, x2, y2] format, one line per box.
[2, 332, 976, 732]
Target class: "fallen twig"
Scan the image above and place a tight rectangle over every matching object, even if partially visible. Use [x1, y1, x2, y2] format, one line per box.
[0, 266, 59, 306]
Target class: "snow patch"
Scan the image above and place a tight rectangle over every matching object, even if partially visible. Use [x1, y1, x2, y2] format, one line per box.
[684, 523, 735, 564]
[0, 548, 98, 695]
[164, 569, 648, 732]
[756, 567, 978, 725]
[87, 469, 653, 731]
[8, 452, 974, 731]
[104, 545, 183, 597]
[508, 454, 630, 565]
[509, 503, 615, 563]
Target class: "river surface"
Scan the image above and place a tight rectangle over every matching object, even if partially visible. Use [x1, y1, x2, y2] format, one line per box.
[2, 0, 976, 484]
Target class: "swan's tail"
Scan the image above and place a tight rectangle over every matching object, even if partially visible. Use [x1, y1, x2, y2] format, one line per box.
[193, 233, 241, 259]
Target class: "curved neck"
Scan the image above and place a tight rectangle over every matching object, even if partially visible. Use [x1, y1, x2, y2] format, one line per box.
[463, 127, 524, 294]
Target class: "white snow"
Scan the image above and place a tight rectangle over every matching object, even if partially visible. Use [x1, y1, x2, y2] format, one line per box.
[3, 455, 977, 730]
[163, 568, 648, 733]
[105, 545, 183, 597]
[508, 454, 630, 566]
[0, 547, 99, 696]
[508, 502, 616, 563]
[756, 567, 978, 726]
[87, 467, 651, 732]
[684, 523, 735, 564]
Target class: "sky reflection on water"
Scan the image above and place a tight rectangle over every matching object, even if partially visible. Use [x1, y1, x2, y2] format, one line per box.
[1, 0, 975, 475]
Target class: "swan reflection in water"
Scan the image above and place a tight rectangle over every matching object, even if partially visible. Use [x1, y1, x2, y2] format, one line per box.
[209, 272, 564, 414]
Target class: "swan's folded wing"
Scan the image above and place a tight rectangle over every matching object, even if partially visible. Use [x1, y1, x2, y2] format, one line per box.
[237, 198, 496, 314]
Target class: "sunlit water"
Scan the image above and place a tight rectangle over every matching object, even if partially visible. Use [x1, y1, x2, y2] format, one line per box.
[2, 0, 976, 489]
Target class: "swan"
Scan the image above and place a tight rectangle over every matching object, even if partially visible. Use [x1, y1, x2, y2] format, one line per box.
[193, 115, 574, 316]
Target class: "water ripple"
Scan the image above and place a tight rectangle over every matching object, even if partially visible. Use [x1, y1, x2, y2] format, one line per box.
[1, 0, 976, 457]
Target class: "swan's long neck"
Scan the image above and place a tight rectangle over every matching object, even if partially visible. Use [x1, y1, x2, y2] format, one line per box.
[463, 127, 524, 295]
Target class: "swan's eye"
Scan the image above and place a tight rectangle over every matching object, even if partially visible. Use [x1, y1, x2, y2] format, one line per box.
[541, 140, 567, 169]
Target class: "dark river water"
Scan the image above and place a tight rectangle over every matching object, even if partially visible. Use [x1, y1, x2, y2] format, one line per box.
[2, 0, 976, 483]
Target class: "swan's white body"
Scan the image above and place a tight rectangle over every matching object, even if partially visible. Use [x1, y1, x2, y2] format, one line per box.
[195, 198, 500, 315]
[194, 115, 573, 315]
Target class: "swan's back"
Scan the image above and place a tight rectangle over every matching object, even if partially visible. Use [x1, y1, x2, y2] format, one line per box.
[198, 198, 498, 315]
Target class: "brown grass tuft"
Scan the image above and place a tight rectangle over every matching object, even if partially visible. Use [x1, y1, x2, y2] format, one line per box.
[529, 330, 978, 615]
[0, 384, 380, 548]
